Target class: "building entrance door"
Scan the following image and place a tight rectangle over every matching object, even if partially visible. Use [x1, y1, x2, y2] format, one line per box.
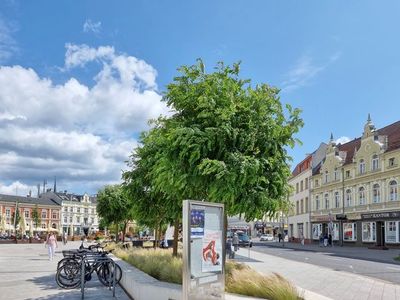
[376, 221, 385, 247]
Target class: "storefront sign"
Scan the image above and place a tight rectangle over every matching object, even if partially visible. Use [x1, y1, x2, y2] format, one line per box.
[311, 215, 336, 222]
[361, 211, 400, 220]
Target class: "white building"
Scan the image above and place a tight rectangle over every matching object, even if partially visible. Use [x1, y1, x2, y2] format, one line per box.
[44, 191, 99, 236]
[288, 143, 326, 243]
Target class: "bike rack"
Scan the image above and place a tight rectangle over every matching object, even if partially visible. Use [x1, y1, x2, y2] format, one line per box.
[80, 253, 116, 299]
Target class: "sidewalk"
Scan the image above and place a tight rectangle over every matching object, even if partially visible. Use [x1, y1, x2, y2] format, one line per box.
[0, 241, 130, 300]
[255, 241, 400, 265]
[236, 248, 400, 300]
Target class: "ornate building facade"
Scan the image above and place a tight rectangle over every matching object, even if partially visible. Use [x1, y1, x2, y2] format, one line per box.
[310, 117, 400, 247]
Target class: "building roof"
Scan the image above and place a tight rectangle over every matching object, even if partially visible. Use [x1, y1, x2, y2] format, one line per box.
[0, 193, 60, 206]
[291, 154, 312, 177]
[42, 191, 97, 204]
[337, 120, 400, 166]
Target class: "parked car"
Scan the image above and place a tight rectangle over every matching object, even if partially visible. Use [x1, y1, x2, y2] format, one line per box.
[260, 234, 274, 241]
[237, 232, 252, 247]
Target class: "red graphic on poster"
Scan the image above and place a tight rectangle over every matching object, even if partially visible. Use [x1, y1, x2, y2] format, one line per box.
[202, 229, 222, 272]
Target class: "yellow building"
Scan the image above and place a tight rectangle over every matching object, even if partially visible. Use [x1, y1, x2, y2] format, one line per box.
[310, 116, 400, 247]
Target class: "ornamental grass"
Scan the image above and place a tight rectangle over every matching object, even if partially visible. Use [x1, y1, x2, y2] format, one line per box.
[111, 245, 303, 300]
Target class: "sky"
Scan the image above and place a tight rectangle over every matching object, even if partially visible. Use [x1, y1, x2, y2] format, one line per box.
[1, 1, 400, 196]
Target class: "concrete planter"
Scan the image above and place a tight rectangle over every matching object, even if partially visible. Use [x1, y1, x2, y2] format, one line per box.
[114, 257, 263, 300]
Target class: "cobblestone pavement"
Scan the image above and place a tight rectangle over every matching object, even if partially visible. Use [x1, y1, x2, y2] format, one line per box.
[236, 247, 400, 300]
[0, 241, 130, 300]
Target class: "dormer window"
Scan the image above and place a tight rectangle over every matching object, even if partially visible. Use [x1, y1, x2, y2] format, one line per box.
[371, 154, 379, 171]
[359, 159, 366, 175]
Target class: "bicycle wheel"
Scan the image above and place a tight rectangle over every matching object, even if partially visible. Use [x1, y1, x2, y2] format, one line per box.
[55, 262, 81, 289]
[97, 262, 122, 286]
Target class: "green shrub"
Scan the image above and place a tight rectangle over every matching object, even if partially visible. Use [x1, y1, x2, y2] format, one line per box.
[114, 248, 302, 300]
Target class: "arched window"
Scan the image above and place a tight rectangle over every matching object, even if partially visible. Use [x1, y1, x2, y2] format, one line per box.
[334, 168, 340, 181]
[359, 159, 365, 175]
[315, 195, 320, 210]
[371, 154, 379, 171]
[324, 193, 329, 209]
[334, 192, 340, 208]
[346, 189, 352, 207]
[359, 187, 366, 205]
[373, 184, 380, 203]
[389, 180, 398, 201]
[325, 171, 329, 183]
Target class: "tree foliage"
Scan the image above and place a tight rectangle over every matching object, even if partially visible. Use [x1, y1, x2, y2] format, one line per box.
[125, 60, 302, 223]
[97, 184, 134, 241]
[31, 204, 41, 228]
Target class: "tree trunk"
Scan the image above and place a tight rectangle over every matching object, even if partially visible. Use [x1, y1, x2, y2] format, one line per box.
[122, 221, 128, 243]
[172, 218, 179, 257]
[154, 224, 158, 249]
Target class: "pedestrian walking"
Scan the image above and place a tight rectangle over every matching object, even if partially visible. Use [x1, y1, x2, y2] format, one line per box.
[233, 233, 239, 252]
[45, 232, 58, 261]
[63, 231, 67, 245]
[328, 234, 332, 247]
[278, 233, 282, 243]
[319, 233, 324, 247]
[323, 233, 328, 247]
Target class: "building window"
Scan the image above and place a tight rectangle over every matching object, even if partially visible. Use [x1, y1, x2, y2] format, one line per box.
[41, 210, 47, 219]
[69, 217, 73, 223]
[362, 222, 376, 242]
[312, 224, 322, 240]
[24, 210, 29, 218]
[334, 192, 340, 208]
[315, 195, 320, 210]
[5, 209, 10, 217]
[296, 201, 299, 215]
[84, 208, 89, 214]
[52, 211, 58, 219]
[296, 183, 299, 193]
[41, 223, 47, 229]
[345, 170, 350, 178]
[343, 223, 357, 241]
[76, 217, 80, 223]
[389, 180, 398, 201]
[373, 184, 380, 203]
[334, 168, 340, 181]
[386, 221, 398, 243]
[300, 199, 304, 214]
[325, 171, 329, 183]
[389, 157, 396, 167]
[305, 178, 308, 189]
[359, 187, 366, 205]
[70, 207, 73, 212]
[77, 207, 80, 213]
[371, 154, 379, 171]
[64, 207, 68, 212]
[300, 180, 303, 192]
[91, 217, 95, 224]
[91, 208, 95, 214]
[359, 159, 365, 175]
[324, 193, 329, 209]
[346, 189, 352, 207]
[64, 216, 67, 223]
[331, 223, 339, 240]
[315, 179, 319, 187]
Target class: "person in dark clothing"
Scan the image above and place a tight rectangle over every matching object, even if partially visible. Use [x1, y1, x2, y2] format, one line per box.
[328, 234, 332, 247]
[278, 233, 282, 243]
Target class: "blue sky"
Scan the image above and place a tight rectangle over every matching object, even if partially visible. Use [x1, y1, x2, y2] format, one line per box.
[1, 1, 400, 195]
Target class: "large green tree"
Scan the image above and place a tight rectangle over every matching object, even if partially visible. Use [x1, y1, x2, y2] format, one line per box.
[97, 184, 134, 242]
[124, 60, 303, 255]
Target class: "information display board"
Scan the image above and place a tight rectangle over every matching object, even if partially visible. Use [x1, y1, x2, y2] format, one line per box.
[183, 200, 225, 300]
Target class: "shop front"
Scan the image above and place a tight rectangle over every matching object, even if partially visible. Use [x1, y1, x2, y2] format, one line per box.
[361, 210, 400, 248]
[311, 214, 340, 244]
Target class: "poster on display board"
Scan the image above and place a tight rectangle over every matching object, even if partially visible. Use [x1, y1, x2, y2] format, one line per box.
[191, 209, 205, 238]
[201, 229, 222, 272]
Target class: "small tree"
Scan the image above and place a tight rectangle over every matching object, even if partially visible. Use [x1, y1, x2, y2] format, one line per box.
[31, 204, 41, 230]
[97, 184, 134, 242]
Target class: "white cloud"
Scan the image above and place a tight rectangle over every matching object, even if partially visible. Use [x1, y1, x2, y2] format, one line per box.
[83, 19, 102, 34]
[282, 52, 341, 92]
[335, 136, 351, 145]
[0, 44, 168, 194]
[0, 181, 36, 197]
